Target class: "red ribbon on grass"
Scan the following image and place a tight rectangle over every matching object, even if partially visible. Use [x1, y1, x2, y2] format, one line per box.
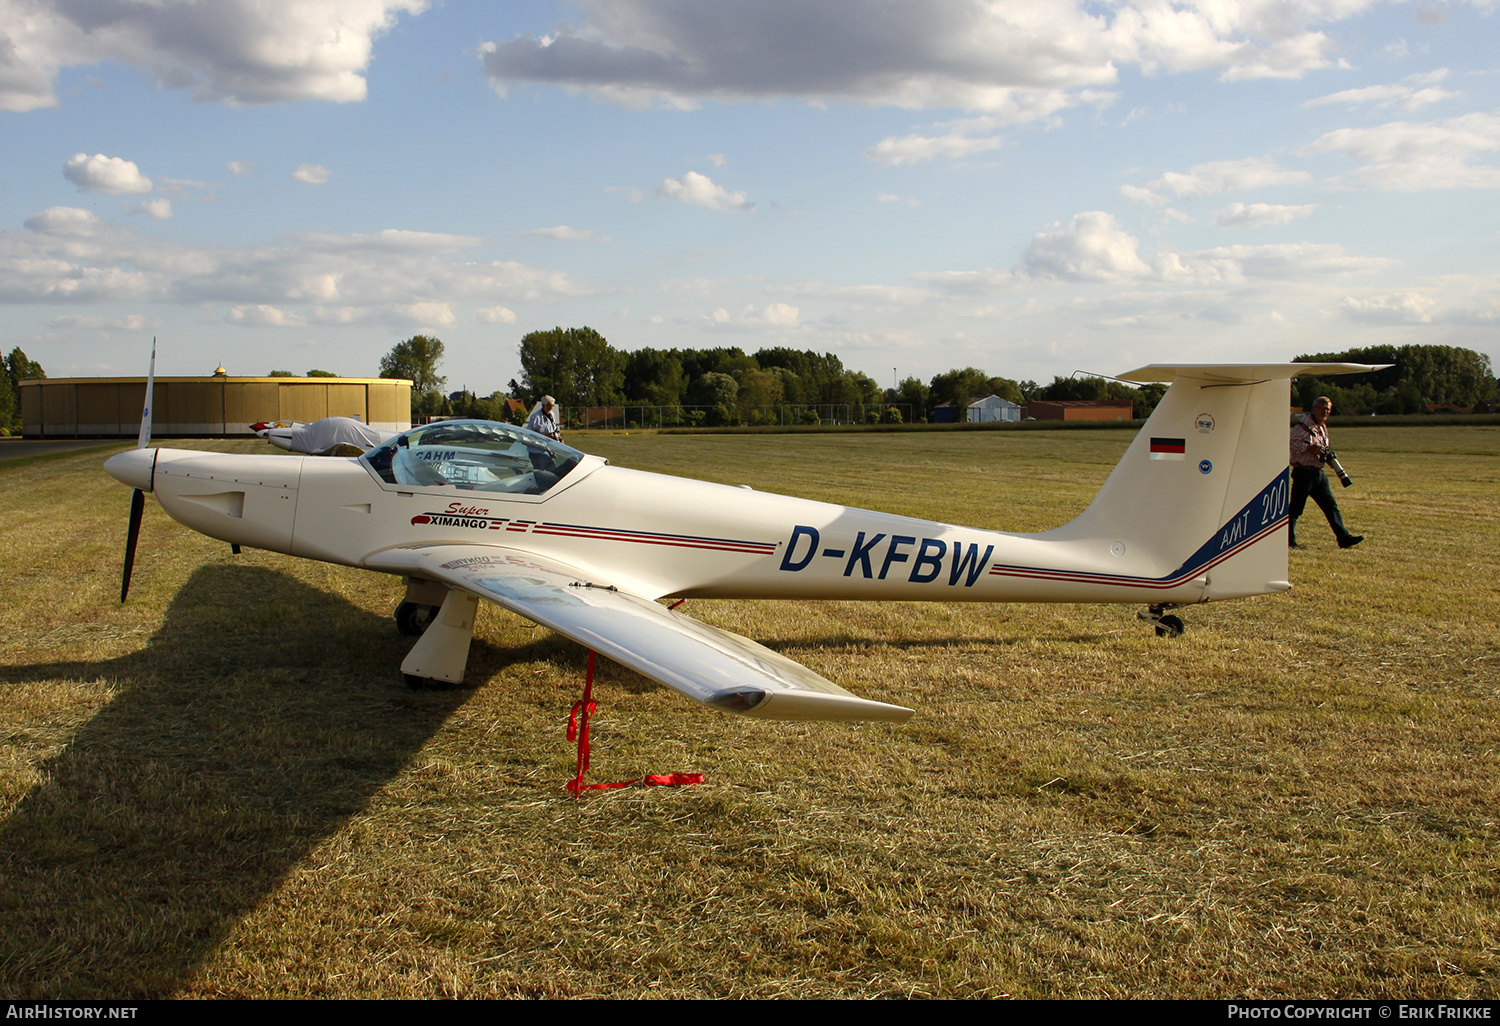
[567, 649, 704, 796]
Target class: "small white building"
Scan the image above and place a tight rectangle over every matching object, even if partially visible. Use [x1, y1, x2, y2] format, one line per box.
[965, 394, 1022, 424]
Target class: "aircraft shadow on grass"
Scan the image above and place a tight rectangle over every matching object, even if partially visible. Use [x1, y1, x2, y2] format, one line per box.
[0, 563, 568, 999]
[0, 560, 1106, 996]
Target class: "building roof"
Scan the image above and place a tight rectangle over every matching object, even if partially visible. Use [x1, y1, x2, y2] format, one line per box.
[23, 375, 411, 385]
[1025, 399, 1133, 408]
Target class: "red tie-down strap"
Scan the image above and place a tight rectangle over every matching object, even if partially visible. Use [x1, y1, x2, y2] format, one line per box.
[566, 649, 704, 796]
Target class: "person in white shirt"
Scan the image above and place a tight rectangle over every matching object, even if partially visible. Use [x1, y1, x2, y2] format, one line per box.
[524, 395, 561, 441]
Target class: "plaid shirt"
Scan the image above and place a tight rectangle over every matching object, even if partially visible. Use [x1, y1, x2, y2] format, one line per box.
[1289, 413, 1329, 469]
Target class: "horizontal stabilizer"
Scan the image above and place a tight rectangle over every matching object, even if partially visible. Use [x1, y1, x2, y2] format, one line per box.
[414, 545, 914, 723]
[1119, 362, 1392, 384]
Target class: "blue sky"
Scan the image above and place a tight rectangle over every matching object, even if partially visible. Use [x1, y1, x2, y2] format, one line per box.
[3, 1, 1498, 393]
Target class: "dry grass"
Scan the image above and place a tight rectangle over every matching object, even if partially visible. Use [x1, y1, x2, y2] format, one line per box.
[0, 427, 1496, 998]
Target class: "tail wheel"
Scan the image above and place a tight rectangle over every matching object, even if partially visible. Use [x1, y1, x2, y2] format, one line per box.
[1154, 614, 1185, 638]
[395, 601, 439, 637]
[404, 673, 456, 691]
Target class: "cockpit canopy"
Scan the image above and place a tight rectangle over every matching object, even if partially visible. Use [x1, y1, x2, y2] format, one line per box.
[362, 420, 585, 495]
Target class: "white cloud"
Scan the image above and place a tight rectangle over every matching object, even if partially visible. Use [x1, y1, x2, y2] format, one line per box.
[311, 306, 369, 324]
[1156, 243, 1390, 284]
[705, 302, 800, 330]
[658, 171, 752, 211]
[867, 130, 1003, 166]
[481, 1, 1366, 114]
[476, 305, 517, 323]
[0, 261, 154, 303]
[139, 198, 174, 221]
[0, 0, 428, 112]
[876, 193, 920, 206]
[228, 304, 306, 327]
[927, 215, 1387, 294]
[0, 216, 586, 309]
[23, 206, 102, 235]
[1018, 211, 1151, 282]
[291, 163, 332, 185]
[1214, 202, 1318, 229]
[49, 313, 154, 331]
[393, 301, 456, 326]
[299, 228, 482, 252]
[1302, 69, 1458, 110]
[910, 267, 1017, 294]
[1341, 292, 1439, 324]
[762, 302, 799, 326]
[771, 280, 935, 308]
[1119, 183, 1168, 206]
[1304, 111, 1500, 190]
[524, 225, 609, 242]
[706, 153, 727, 168]
[157, 177, 212, 198]
[227, 161, 256, 176]
[1150, 157, 1311, 197]
[63, 153, 152, 195]
[866, 90, 1104, 165]
[1336, 286, 1499, 327]
[658, 276, 746, 296]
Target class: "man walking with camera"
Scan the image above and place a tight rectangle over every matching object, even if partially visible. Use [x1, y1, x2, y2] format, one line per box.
[1289, 395, 1363, 549]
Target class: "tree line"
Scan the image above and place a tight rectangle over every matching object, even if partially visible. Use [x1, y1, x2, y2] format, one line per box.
[1292, 345, 1497, 414]
[0, 348, 45, 435]
[372, 330, 1497, 426]
[3, 335, 1492, 436]
[506, 328, 895, 425]
[498, 327, 1167, 425]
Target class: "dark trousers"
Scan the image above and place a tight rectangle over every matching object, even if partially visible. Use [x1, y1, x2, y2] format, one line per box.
[1289, 466, 1352, 545]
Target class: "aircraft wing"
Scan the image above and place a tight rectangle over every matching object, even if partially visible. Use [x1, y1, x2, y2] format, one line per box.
[411, 545, 915, 723]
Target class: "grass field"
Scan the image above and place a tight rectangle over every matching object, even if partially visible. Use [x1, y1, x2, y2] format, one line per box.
[0, 425, 1496, 999]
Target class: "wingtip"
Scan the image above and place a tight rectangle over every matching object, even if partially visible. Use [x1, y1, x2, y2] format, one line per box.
[733, 689, 916, 723]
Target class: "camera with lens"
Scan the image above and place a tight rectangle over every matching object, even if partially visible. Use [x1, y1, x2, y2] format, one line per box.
[1320, 449, 1353, 487]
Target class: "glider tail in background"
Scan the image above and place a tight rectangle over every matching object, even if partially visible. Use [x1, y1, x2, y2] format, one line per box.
[1045, 363, 1387, 602]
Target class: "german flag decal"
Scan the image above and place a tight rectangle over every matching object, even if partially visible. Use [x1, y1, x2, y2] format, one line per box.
[1149, 437, 1186, 460]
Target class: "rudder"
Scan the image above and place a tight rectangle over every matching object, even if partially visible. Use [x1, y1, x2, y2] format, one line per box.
[1044, 363, 1380, 601]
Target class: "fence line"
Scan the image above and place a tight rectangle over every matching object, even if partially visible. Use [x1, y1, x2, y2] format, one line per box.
[556, 404, 916, 429]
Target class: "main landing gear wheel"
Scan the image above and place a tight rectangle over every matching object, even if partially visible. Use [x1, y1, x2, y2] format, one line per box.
[1154, 614, 1185, 638]
[395, 601, 439, 637]
[1139, 604, 1186, 638]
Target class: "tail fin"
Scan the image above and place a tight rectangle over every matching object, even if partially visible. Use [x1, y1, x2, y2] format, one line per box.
[1046, 363, 1383, 601]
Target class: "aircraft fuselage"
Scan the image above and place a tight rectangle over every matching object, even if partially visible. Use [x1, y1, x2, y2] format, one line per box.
[109, 443, 1284, 610]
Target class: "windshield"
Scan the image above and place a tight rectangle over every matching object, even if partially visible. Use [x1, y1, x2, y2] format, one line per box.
[363, 420, 585, 495]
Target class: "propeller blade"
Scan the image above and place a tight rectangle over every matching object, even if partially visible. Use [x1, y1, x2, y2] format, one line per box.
[121, 487, 145, 603]
[137, 337, 156, 449]
[121, 338, 157, 602]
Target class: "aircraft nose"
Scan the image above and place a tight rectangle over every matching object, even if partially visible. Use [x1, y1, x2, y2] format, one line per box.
[105, 448, 156, 492]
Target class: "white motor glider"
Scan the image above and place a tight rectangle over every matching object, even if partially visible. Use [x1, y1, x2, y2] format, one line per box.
[251, 416, 395, 456]
[107, 360, 1381, 724]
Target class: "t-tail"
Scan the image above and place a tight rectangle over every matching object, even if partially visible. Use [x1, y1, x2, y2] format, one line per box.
[1037, 363, 1385, 604]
